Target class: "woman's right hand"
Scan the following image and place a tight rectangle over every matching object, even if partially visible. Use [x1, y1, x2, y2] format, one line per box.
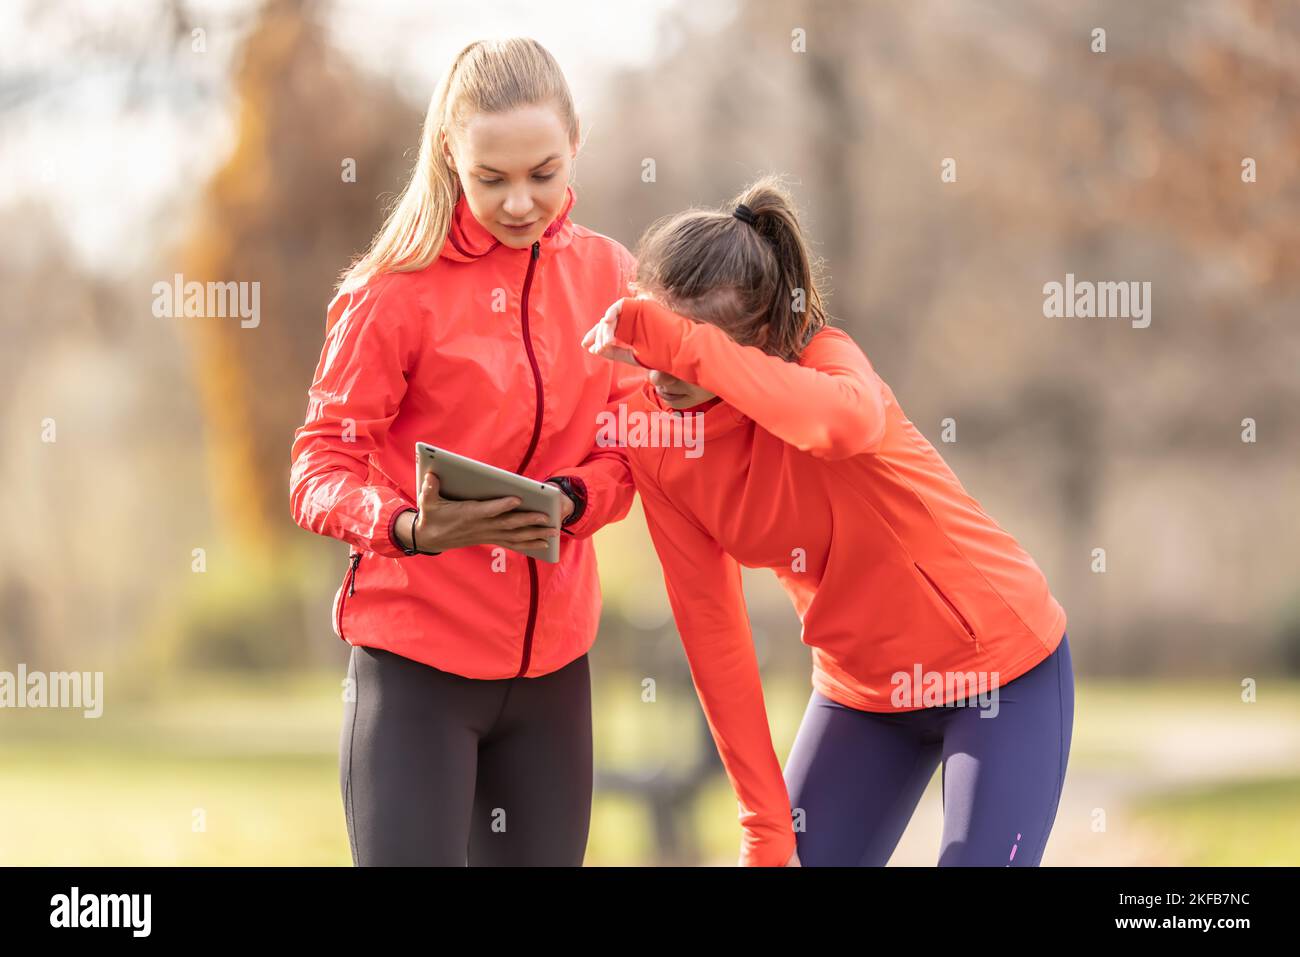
[396, 469, 560, 554]
[582, 298, 640, 367]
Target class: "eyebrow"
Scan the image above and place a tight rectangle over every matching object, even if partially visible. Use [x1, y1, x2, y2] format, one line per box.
[473, 154, 562, 175]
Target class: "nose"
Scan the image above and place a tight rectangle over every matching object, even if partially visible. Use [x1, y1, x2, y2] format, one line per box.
[502, 188, 532, 219]
[648, 371, 677, 388]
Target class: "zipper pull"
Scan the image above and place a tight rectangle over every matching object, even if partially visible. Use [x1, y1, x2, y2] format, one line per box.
[348, 553, 361, 596]
[531, 240, 540, 260]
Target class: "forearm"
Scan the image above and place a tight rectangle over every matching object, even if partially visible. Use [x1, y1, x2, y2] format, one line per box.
[679, 627, 798, 866]
[288, 450, 415, 558]
[618, 298, 886, 458]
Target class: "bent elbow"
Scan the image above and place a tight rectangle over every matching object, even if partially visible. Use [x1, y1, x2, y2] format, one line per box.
[287, 476, 311, 533]
[812, 431, 880, 461]
[808, 403, 886, 460]
[855, 408, 888, 456]
[287, 455, 323, 534]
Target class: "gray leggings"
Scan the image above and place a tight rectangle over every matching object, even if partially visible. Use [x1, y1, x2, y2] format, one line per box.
[339, 645, 593, 866]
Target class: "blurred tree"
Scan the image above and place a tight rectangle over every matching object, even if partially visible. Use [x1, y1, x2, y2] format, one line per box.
[180, 0, 420, 560]
[578, 0, 1300, 673]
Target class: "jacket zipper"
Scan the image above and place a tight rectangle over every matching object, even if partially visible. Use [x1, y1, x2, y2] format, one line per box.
[514, 240, 543, 677]
[516, 559, 539, 678]
[914, 561, 979, 649]
[337, 553, 361, 640]
[516, 241, 544, 474]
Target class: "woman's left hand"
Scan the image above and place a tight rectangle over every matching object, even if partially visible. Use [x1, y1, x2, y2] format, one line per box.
[583, 298, 639, 367]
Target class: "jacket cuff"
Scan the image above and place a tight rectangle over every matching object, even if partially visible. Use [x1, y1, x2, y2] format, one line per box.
[740, 827, 799, 867]
[387, 506, 414, 554]
[387, 504, 444, 556]
[370, 498, 413, 558]
[616, 297, 677, 373]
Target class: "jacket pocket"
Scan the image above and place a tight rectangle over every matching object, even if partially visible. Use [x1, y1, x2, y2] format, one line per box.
[914, 561, 979, 649]
[336, 553, 362, 641]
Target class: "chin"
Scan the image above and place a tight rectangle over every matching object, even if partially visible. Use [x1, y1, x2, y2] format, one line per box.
[493, 230, 538, 248]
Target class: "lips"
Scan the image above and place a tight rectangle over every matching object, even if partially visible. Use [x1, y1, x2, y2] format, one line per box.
[656, 389, 687, 401]
[502, 221, 537, 230]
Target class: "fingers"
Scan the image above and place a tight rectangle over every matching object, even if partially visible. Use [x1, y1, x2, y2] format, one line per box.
[494, 532, 558, 548]
[412, 473, 560, 551]
[469, 495, 523, 518]
[489, 516, 559, 543]
[593, 319, 614, 355]
[587, 324, 640, 366]
[484, 520, 559, 547]
[489, 537, 556, 551]
[584, 301, 623, 354]
[454, 497, 558, 529]
[419, 468, 440, 505]
[494, 510, 554, 530]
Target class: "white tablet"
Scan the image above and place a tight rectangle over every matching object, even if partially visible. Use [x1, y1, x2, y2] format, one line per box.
[414, 442, 563, 563]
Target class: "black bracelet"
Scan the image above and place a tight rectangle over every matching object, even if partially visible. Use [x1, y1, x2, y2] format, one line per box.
[400, 509, 420, 556]
[400, 508, 441, 556]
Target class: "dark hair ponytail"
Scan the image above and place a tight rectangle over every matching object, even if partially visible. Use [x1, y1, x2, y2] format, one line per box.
[634, 173, 829, 361]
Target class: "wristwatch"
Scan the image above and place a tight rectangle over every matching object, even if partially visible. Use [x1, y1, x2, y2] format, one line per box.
[545, 475, 587, 529]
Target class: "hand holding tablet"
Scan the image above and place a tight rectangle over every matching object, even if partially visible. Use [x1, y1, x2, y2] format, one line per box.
[404, 443, 566, 563]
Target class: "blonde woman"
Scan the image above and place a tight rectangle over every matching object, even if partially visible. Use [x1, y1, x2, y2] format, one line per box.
[289, 38, 643, 865]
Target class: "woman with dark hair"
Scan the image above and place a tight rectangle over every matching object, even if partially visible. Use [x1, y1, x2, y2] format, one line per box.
[585, 174, 1074, 867]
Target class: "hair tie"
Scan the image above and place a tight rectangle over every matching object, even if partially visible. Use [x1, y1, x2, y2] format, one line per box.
[732, 203, 757, 226]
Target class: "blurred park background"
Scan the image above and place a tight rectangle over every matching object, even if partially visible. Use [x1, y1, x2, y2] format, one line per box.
[2, 0, 1298, 865]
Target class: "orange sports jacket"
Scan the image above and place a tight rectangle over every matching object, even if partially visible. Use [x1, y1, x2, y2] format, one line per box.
[614, 297, 1068, 867]
[289, 186, 644, 678]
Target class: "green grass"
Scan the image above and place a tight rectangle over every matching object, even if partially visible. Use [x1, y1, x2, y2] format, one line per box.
[1130, 776, 1300, 866]
[1, 672, 1297, 865]
[0, 742, 346, 865]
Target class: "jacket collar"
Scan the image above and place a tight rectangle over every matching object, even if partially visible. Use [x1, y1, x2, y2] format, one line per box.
[635, 378, 749, 440]
[440, 184, 577, 263]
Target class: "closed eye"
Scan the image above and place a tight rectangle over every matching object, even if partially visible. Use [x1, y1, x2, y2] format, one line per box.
[478, 172, 557, 185]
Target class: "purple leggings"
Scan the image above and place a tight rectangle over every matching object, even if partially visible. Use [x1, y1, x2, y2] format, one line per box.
[784, 631, 1073, 866]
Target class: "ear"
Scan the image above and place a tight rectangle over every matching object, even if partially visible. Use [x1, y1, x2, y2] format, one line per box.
[440, 131, 456, 173]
